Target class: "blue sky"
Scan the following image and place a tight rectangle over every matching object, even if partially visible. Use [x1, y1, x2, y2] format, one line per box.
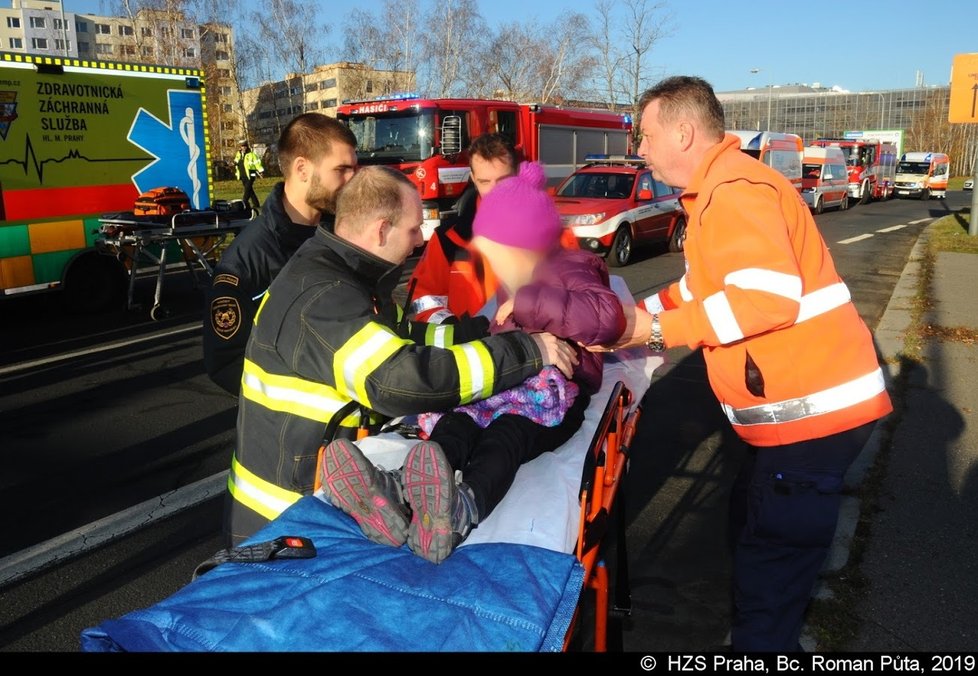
[65, 0, 977, 93]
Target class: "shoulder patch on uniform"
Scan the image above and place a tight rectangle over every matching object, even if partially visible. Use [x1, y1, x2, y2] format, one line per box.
[214, 273, 240, 287]
[211, 296, 242, 340]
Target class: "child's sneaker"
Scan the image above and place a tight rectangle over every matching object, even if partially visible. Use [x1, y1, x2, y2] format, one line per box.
[403, 441, 478, 564]
[321, 438, 409, 547]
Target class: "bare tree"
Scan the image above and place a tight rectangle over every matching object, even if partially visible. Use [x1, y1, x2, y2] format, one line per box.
[586, 0, 673, 125]
[474, 13, 594, 105]
[478, 20, 542, 101]
[249, 0, 329, 79]
[590, 0, 627, 111]
[342, 0, 420, 99]
[343, 0, 419, 74]
[420, 0, 486, 97]
[538, 12, 595, 104]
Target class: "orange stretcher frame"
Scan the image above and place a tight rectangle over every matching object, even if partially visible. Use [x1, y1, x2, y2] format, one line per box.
[564, 380, 640, 651]
[311, 380, 642, 652]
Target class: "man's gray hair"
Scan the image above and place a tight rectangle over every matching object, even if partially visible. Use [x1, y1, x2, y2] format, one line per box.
[638, 76, 725, 139]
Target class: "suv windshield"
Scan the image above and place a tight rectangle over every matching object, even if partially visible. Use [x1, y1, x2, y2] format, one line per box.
[557, 172, 635, 199]
[341, 110, 435, 163]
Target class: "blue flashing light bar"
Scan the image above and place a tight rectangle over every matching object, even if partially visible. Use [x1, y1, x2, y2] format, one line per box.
[584, 154, 645, 164]
[341, 91, 421, 106]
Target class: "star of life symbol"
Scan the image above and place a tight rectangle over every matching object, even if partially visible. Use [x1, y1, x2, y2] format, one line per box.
[127, 89, 208, 209]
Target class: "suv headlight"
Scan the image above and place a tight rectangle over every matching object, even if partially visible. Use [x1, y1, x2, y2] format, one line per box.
[563, 212, 606, 226]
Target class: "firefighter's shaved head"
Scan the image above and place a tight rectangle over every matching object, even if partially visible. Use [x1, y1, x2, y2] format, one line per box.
[336, 165, 414, 235]
[278, 113, 357, 178]
[336, 166, 423, 264]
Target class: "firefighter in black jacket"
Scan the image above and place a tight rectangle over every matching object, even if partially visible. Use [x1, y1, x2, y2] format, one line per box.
[226, 165, 578, 544]
[203, 114, 358, 395]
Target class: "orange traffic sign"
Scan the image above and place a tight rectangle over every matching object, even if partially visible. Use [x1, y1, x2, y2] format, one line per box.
[949, 53, 978, 123]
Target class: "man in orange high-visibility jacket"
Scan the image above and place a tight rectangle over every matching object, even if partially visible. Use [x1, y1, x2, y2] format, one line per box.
[601, 76, 892, 652]
[408, 133, 577, 324]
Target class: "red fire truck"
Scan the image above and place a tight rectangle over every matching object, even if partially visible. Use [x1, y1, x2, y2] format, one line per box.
[810, 137, 897, 204]
[336, 94, 632, 239]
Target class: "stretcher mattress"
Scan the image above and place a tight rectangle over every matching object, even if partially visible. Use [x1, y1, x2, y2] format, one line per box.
[80, 274, 661, 651]
[80, 348, 659, 652]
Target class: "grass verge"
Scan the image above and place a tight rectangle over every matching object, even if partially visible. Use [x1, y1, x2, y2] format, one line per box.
[805, 209, 978, 650]
[211, 177, 279, 204]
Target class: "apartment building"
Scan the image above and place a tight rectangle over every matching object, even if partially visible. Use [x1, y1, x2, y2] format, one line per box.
[242, 62, 415, 150]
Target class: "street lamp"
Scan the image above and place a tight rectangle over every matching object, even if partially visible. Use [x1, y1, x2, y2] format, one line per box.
[750, 68, 773, 130]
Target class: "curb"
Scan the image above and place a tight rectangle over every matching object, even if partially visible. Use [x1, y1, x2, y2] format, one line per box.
[0, 471, 228, 590]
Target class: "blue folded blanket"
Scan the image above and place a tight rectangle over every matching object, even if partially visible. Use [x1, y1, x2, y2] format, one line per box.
[80, 496, 585, 652]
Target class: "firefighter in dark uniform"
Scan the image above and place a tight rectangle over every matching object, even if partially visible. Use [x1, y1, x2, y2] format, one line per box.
[203, 114, 358, 396]
[225, 165, 578, 544]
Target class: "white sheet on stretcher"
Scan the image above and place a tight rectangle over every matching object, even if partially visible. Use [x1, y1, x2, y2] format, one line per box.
[331, 276, 663, 554]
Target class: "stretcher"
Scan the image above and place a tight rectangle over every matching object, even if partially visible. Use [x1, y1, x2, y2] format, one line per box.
[95, 202, 252, 320]
[80, 278, 661, 652]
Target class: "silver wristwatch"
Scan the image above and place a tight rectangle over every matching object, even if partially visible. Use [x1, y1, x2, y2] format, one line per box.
[646, 313, 664, 352]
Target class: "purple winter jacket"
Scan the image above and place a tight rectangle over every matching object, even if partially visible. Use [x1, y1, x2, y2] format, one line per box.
[492, 248, 626, 395]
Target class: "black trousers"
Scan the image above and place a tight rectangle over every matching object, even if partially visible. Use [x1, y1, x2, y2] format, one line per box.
[240, 177, 260, 210]
[427, 392, 590, 520]
[728, 420, 876, 651]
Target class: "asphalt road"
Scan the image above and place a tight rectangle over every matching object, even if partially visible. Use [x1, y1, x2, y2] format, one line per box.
[0, 191, 966, 652]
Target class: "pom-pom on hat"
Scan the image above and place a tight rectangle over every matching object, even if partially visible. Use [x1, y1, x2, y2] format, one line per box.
[472, 161, 562, 251]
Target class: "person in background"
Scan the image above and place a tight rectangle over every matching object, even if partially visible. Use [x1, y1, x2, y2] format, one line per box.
[234, 139, 264, 212]
[321, 161, 624, 564]
[202, 114, 357, 396]
[407, 132, 578, 325]
[226, 165, 579, 545]
[595, 76, 893, 652]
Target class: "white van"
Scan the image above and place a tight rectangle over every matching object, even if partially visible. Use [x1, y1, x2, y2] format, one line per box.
[801, 146, 849, 213]
[895, 152, 950, 199]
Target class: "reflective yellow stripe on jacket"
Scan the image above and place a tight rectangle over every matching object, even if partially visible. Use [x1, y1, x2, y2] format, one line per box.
[242, 358, 360, 426]
[424, 323, 455, 348]
[447, 340, 494, 404]
[333, 322, 414, 408]
[228, 453, 302, 521]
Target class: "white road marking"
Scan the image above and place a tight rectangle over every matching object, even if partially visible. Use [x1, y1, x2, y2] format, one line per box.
[908, 218, 933, 225]
[0, 323, 202, 376]
[876, 224, 908, 233]
[0, 471, 228, 588]
[837, 234, 875, 244]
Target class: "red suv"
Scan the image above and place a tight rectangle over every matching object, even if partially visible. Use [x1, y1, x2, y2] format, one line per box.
[554, 155, 686, 267]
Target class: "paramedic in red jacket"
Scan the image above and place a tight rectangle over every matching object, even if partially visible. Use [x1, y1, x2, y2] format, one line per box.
[599, 76, 893, 652]
[406, 133, 515, 324]
[407, 133, 578, 324]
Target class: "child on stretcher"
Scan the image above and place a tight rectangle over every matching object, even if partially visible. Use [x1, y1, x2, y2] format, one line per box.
[321, 161, 626, 563]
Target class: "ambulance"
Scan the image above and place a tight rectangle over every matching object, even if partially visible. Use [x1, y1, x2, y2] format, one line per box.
[894, 152, 950, 200]
[801, 146, 850, 213]
[727, 130, 804, 193]
[0, 51, 212, 311]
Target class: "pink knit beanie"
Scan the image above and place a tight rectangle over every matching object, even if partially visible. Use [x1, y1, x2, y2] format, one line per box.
[472, 161, 561, 251]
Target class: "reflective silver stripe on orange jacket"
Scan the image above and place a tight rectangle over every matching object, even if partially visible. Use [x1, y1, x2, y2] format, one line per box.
[722, 368, 886, 426]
